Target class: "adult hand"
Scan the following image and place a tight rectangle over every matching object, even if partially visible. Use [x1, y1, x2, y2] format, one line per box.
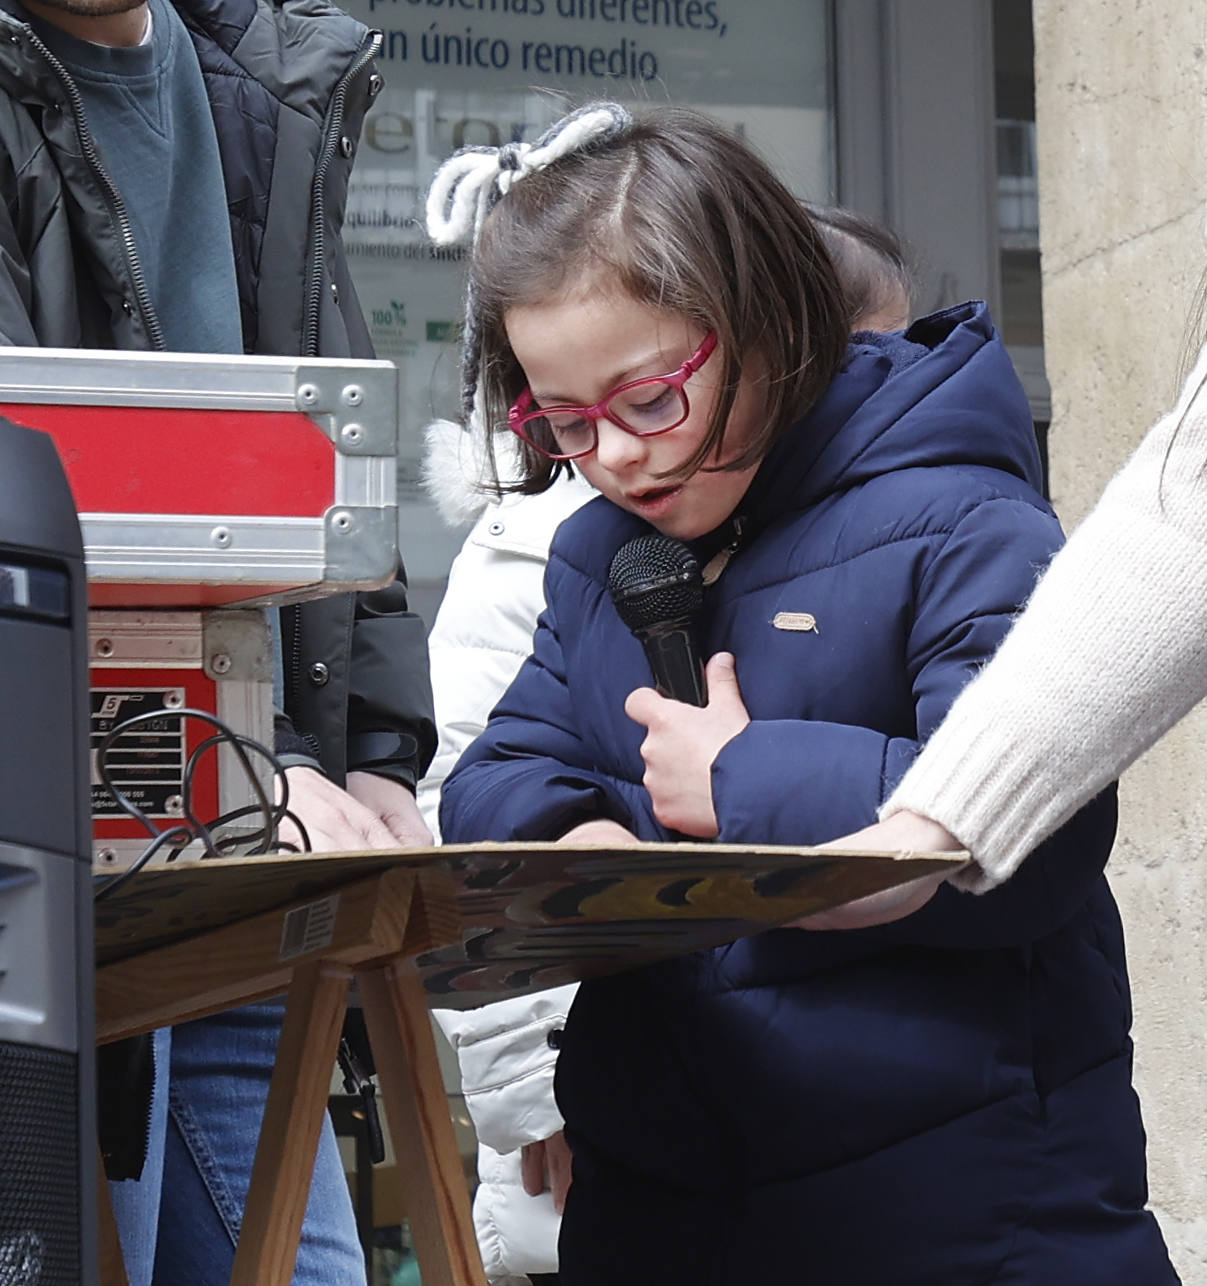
[520, 1129, 574, 1214]
[557, 818, 640, 847]
[277, 765, 426, 852]
[623, 652, 750, 838]
[346, 771, 433, 847]
[789, 810, 962, 930]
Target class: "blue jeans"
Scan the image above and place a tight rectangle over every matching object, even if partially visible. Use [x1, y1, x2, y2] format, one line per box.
[109, 1003, 365, 1286]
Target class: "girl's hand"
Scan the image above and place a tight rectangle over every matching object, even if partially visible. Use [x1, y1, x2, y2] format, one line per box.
[557, 818, 640, 846]
[624, 652, 751, 838]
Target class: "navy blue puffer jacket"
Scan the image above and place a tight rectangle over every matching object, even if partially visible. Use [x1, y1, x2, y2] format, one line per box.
[441, 302, 1176, 1285]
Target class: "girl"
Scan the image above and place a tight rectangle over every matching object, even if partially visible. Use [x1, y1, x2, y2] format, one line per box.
[422, 205, 920, 1284]
[429, 103, 1176, 1284]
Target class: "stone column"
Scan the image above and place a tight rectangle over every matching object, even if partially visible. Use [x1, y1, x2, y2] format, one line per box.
[1033, 1, 1207, 1273]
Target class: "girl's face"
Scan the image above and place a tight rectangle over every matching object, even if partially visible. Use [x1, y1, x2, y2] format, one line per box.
[505, 286, 765, 542]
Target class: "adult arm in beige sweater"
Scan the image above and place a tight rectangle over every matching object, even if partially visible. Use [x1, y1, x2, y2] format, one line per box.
[817, 338, 1207, 911]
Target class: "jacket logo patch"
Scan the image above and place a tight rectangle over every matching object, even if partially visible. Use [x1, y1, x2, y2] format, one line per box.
[772, 611, 818, 633]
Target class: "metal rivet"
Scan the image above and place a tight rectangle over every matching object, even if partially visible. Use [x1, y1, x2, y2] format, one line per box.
[211, 526, 232, 548]
[330, 283, 340, 303]
[121, 300, 135, 315]
[488, 521, 505, 536]
[339, 135, 354, 158]
[96, 847, 119, 866]
[163, 690, 184, 710]
[164, 795, 184, 816]
[341, 423, 364, 446]
[367, 72, 384, 98]
[297, 383, 320, 406]
[308, 661, 330, 687]
[210, 653, 232, 675]
[332, 510, 354, 534]
[341, 384, 364, 407]
[95, 638, 115, 658]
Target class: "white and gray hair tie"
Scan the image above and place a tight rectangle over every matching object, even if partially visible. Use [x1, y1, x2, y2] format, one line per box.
[425, 102, 632, 247]
[423, 101, 633, 423]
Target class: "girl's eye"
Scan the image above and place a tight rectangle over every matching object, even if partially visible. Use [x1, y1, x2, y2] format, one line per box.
[545, 413, 594, 445]
[547, 412, 591, 433]
[622, 383, 676, 420]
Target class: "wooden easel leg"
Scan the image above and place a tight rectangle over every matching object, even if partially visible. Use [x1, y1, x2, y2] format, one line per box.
[97, 1153, 130, 1286]
[357, 960, 486, 1286]
[228, 961, 351, 1286]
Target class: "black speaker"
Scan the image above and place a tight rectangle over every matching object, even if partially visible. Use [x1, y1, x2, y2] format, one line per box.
[0, 416, 96, 1285]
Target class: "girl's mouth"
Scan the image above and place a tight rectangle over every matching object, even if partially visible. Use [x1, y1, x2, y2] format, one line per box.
[625, 485, 683, 519]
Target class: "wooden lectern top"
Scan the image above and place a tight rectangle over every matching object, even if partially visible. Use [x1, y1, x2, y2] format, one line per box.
[95, 841, 965, 1007]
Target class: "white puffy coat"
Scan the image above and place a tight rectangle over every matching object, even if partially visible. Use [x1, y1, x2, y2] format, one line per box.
[417, 473, 594, 840]
[421, 427, 592, 1282]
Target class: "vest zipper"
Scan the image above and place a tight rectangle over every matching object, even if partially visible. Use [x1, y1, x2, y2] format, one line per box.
[25, 30, 167, 351]
[301, 29, 381, 357]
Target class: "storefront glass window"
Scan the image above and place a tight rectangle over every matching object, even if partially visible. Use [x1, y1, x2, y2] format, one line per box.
[993, 0, 1046, 427]
[336, 0, 834, 582]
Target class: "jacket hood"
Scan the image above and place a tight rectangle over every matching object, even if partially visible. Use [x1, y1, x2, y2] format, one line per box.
[425, 302, 1034, 535]
[744, 301, 1040, 529]
[422, 415, 531, 527]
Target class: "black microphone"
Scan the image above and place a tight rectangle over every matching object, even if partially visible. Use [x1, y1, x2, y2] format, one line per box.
[608, 533, 708, 706]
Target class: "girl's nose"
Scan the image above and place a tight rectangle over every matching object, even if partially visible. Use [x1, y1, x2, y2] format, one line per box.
[593, 417, 646, 474]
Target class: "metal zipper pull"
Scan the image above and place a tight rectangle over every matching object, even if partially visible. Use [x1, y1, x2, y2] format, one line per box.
[701, 515, 745, 586]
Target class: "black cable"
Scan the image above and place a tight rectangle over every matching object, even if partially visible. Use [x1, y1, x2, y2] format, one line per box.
[337, 1037, 385, 1165]
[176, 804, 311, 857]
[94, 824, 196, 903]
[181, 731, 279, 856]
[96, 707, 278, 851]
[92, 706, 302, 901]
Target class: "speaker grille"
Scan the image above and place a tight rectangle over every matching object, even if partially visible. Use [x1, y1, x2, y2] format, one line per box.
[0, 1041, 80, 1285]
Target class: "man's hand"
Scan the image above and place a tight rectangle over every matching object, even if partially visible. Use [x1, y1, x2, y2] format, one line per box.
[520, 1129, 574, 1214]
[788, 810, 961, 930]
[346, 771, 433, 847]
[623, 652, 750, 838]
[277, 765, 431, 852]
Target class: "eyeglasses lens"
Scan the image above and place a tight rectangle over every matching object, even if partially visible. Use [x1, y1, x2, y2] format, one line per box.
[523, 412, 594, 459]
[610, 381, 688, 434]
[521, 381, 689, 459]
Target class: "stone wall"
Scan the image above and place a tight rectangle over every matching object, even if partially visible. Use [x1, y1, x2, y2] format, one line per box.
[1033, 2, 1207, 1275]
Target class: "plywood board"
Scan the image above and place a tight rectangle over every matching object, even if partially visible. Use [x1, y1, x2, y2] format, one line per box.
[94, 841, 964, 1004]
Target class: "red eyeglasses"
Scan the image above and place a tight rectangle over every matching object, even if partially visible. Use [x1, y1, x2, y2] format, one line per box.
[507, 331, 718, 461]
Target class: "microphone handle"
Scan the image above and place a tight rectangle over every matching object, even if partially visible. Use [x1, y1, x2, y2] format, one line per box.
[638, 622, 707, 707]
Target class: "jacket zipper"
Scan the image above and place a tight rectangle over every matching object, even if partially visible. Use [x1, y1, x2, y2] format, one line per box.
[24, 28, 167, 351]
[282, 600, 302, 716]
[701, 515, 746, 586]
[301, 29, 381, 357]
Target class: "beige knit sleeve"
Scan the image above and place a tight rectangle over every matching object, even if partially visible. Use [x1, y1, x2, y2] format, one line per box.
[882, 342, 1207, 892]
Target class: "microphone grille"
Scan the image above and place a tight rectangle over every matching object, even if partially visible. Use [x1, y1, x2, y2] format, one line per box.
[607, 533, 703, 630]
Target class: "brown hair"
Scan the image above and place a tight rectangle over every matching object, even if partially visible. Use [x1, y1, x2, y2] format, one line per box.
[805, 203, 917, 332]
[468, 106, 850, 493]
